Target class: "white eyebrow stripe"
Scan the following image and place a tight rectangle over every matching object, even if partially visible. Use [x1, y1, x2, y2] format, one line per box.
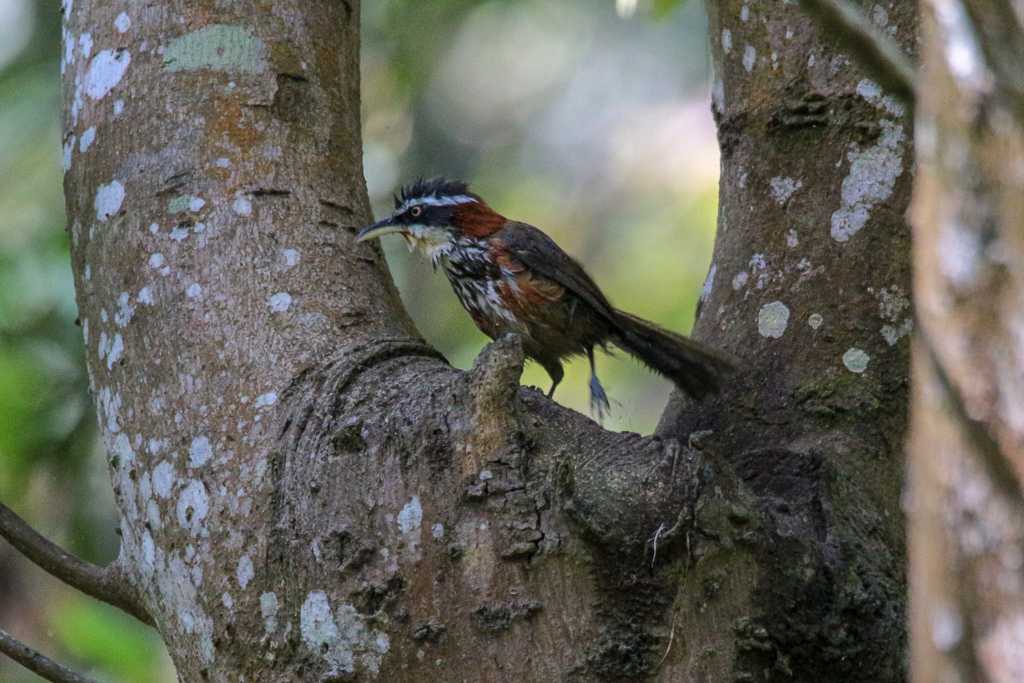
[399, 194, 477, 213]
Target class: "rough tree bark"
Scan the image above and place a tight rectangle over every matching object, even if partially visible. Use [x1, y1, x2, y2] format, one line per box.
[909, 1, 1024, 681]
[2, 0, 914, 680]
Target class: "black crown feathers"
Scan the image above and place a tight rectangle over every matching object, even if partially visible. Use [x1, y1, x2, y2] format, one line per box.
[394, 177, 471, 209]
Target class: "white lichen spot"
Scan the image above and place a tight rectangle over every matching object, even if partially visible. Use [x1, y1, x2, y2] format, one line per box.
[186, 283, 203, 299]
[856, 78, 882, 102]
[740, 4, 750, 21]
[722, 29, 732, 53]
[222, 592, 234, 610]
[701, 264, 716, 303]
[808, 313, 824, 330]
[232, 195, 252, 216]
[842, 348, 871, 374]
[113, 99, 124, 116]
[931, 604, 963, 652]
[301, 592, 350, 672]
[153, 461, 175, 498]
[149, 253, 165, 269]
[749, 253, 771, 289]
[170, 226, 190, 242]
[732, 271, 749, 290]
[711, 79, 725, 114]
[479, 470, 493, 481]
[786, 229, 799, 248]
[141, 531, 156, 577]
[84, 264, 91, 281]
[743, 45, 757, 72]
[78, 33, 93, 59]
[84, 49, 131, 100]
[236, 554, 255, 589]
[215, 157, 231, 168]
[189, 435, 213, 468]
[831, 120, 906, 242]
[268, 292, 292, 313]
[254, 392, 278, 408]
[431, 523, 445, 540]
[881, 320, 913, 346]
[95, 180, 125, 222]
[282, 248, 300, 268]
[857, 78, 904, 117]
[261, 592, 279, 634]
[398, 496, 423, 534]
[938, 223, 981, 287]
[114, 11, 131, 33]
[63, 136, 75, 172]
[115, 291, 134, 328]
[758, 301, 790, 339]
[64, 29, 75, 67]
[872, 5, 889, 27]
[79, 126, 96, 153]
[300, 593, 390, 677]
[176, 479, 210, 535]
[106, 333, 124, 369]
[769, 176, 802, 205]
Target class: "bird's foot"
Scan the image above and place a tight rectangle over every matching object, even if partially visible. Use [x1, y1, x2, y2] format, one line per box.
[589, 374, 611, 423]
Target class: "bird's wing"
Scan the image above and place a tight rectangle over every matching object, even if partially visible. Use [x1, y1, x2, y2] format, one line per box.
[494, 222, 618, 322]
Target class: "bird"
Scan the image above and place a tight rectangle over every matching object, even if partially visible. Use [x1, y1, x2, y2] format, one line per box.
[356, 177, 734, 419]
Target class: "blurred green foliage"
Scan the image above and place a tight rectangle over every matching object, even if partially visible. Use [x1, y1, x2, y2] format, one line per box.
[0, 1, 715, 680]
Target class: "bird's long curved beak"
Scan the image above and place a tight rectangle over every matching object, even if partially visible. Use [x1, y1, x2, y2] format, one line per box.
[356, 218, 404, 243]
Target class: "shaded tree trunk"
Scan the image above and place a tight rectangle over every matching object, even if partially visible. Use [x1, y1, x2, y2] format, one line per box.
[53, 1, 913, 680]
[909, 1, 1024, 681]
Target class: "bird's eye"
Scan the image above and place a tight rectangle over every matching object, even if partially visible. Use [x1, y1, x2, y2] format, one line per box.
[410, 206, 423, 218]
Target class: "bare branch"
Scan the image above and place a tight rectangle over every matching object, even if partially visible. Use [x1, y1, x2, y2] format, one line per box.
[0, 502, 152, 625]
[0, 628, 99, 683]
[799, 0, 916, 107]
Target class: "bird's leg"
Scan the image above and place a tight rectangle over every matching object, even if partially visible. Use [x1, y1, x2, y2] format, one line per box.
[587, 347, 611, 422]
[543, 359, 564, 399]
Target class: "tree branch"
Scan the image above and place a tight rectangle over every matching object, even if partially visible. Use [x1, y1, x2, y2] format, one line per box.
[958, 0, 1024, 121]
[799, 0, 917, 107]
[0, 503, 152, 625]
[917, 326, 1024, 508]
[0, 628, 99, 683]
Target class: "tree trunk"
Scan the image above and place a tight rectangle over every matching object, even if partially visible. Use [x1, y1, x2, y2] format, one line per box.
[58, 1, 914, 680]
[909, 1, 1024, 681]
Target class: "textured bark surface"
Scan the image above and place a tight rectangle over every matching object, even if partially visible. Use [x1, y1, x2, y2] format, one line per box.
[909, 2, 1024, 681]
[61, 1, 914, 681]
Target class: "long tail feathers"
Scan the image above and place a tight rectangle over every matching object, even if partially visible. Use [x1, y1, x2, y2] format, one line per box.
[612, 311, 735, 400]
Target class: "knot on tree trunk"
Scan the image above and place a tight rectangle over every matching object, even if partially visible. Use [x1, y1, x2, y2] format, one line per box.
[463, 334, 526, 473]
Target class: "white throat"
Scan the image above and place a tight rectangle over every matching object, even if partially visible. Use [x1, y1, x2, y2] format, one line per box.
[404, 224, 455, 267]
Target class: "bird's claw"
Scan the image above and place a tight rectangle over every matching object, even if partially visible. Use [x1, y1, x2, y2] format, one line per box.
[589, 374, 611, 423]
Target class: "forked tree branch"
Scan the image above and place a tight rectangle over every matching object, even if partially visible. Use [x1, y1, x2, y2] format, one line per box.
[0, 628, 98, 683]
[799, 0, 917, 106]
[0, 503, 152, 625]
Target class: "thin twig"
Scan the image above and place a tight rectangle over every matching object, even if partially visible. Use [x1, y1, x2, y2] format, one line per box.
[0, 502, 152, 625]
[0, 628, 99, 683]
[799, 0, 917, 107]
[657, 611, 678, 670]
[917, 326, 1024, 508]
[649, 522, 667, 569]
